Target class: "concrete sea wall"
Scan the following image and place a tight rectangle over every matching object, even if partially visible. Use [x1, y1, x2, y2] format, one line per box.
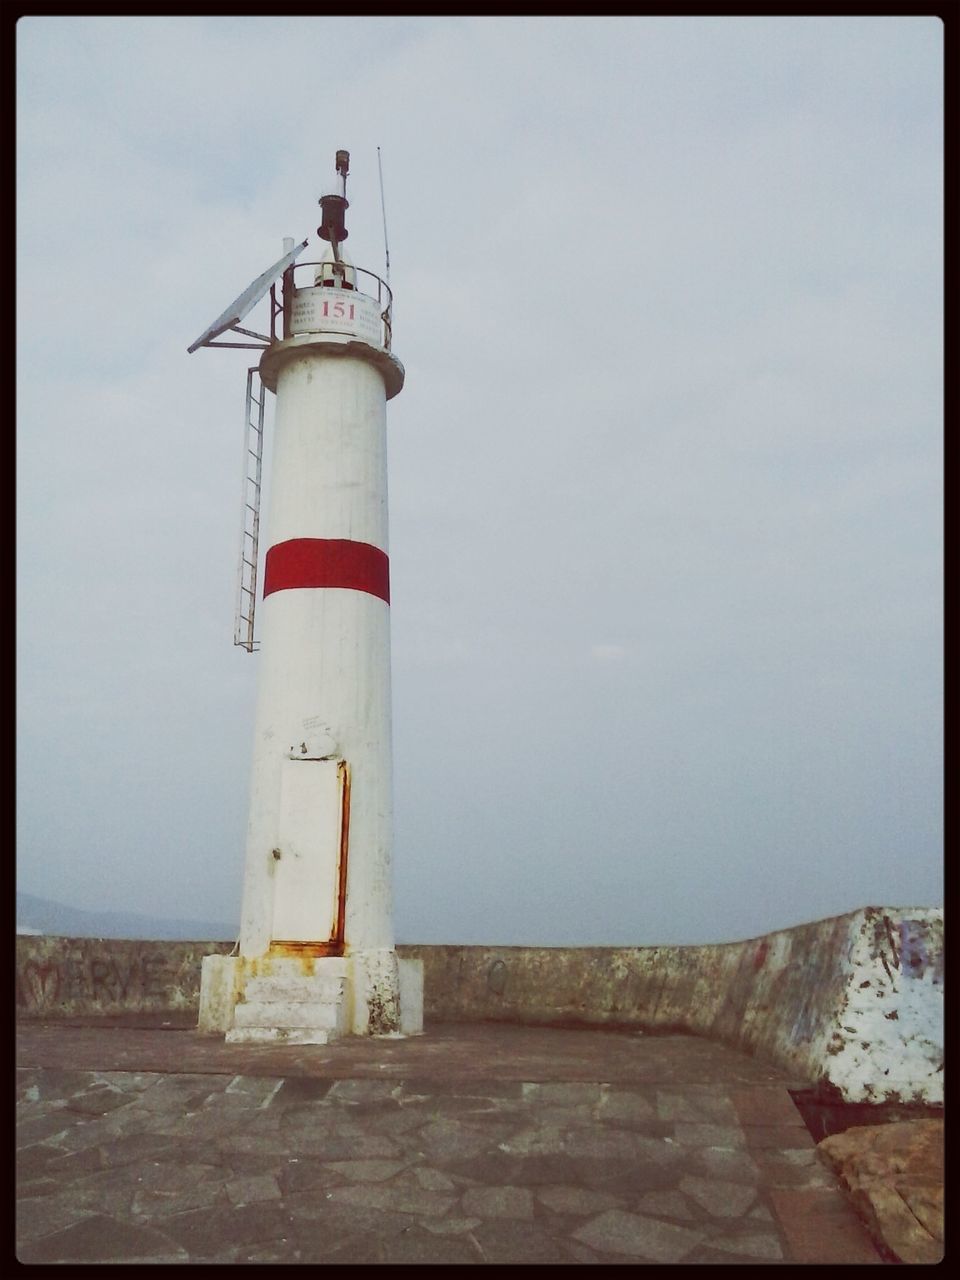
[16, 937, 235, 1019]
[400, 908, 943, 1105]
[16, 907, 942, 1104]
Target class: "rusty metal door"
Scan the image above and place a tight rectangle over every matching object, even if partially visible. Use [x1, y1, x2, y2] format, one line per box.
[270, 758, 349, 954]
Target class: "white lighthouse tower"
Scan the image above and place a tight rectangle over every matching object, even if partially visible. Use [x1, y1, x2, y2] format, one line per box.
[191, 151, 421, 1042]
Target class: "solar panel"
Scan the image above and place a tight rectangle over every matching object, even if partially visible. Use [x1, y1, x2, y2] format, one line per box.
[188, 239, 309, 354]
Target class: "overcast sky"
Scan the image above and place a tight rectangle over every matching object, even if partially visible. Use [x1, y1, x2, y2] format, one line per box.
[17, 16, 942, 945]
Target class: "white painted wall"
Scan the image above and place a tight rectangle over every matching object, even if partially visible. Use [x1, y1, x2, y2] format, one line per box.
[813, 908, 943, 1105]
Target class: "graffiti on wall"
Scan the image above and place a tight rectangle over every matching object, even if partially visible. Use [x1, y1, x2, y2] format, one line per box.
[14, 938, 235, 1017]
[898, 917, 944, 985]
[17, 953, 171, 1010]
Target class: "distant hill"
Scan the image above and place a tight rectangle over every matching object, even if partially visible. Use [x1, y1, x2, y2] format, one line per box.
[16, 891, 237, 942]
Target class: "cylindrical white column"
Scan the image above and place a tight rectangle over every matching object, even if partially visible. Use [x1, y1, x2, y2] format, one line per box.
[238, 341, 401, 1032]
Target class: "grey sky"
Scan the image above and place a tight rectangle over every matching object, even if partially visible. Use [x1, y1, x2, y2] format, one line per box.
[17, 16, 942, 944]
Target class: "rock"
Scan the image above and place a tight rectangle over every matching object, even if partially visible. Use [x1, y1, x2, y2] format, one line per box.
[900, 1182, 943, 1239]
[818, 1119, 943, 1264]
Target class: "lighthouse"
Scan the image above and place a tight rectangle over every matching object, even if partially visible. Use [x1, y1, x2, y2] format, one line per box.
[192, 151, 421, 1042]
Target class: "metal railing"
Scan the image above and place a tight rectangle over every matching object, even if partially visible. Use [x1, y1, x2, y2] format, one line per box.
[271, 262, 394, 352]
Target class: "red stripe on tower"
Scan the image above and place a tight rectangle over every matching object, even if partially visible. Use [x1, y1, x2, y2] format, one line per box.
[263, 538, 390, 604]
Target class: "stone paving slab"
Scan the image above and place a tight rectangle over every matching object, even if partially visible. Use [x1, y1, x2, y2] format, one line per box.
[16, 1021, 884, 1265]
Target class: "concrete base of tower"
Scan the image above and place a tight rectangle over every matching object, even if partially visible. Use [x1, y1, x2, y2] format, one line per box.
[198, 954, 243, 1034]
[398, 956, 424, 1036]
[197, 951, 423, 1040]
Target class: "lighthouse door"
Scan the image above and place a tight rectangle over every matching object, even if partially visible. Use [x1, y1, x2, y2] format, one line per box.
[270, 758, 349, 954]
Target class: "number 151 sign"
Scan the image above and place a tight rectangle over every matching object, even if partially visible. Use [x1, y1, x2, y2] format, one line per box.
[290, 288, 383, 348]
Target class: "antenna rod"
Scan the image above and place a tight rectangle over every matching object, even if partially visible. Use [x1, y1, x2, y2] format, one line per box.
[377, 146, 391, 286]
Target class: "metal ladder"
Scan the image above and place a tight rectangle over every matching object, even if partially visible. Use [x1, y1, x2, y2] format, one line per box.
[234, 367, 267, 652]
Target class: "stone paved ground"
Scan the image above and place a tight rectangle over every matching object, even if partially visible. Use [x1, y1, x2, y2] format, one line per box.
[16, 1021, 884, 1264]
